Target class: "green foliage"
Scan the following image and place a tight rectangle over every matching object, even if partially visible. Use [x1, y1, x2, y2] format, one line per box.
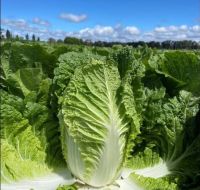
[1, 42, 65, 186]
[52, 45, 82, 59]
[53, 51, 106, 98]
[92, 46, 112, 56]
[1, 43, 199, 190]
[149, 51, 200, 96]
[1, 42, 57, 78]
[56, 185, 77, 190]
[1, 89, 65, 183]
[59, 60, 132, 187]
[64, 37, 83, 45]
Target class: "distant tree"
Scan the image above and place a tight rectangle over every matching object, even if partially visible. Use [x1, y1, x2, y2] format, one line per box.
[191, 41, 199, 49]
[161, 41, 172, 49]
[93, 41, 105, 47]
[15, 35, 20, 41]
[19, 36, 24, 41]
[147, 41, 161, 48]
[0, 30, 5, 40]
[32, 34, 36, 42]
[25, 34, 29, 41]
[64, 37, 83, 45]
[6, 30, 12, 39]
[37, 37, 40, 42]
[57, 39, 63, 43]
[85, 39, 92, 45]
[48, 37, 56, 44]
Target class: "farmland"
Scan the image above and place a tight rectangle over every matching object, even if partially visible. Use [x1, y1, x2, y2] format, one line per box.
[1, 41, 200, 190]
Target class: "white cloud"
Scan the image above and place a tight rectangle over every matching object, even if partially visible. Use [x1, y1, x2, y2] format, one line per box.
[179, 25, 188, 31]
[154, 27, 167, 33]
[168, 25, 178, 31]
[191, 25, 200, 32]
[1, 18, 200, 42]
[1, 18, 51, 39]
[59, 13, 87, 23]
[1, 18, 27, 28]
[155, 25, 186, 33]
[124, 26, 140, 35]
[72, 25, 140, 42]
[32, 17, 50, 26]
[147, 25, 200, 41]
[79, 26, 114, 36]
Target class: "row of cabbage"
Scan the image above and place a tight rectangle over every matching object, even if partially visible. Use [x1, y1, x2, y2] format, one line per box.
[1, 42, 200, 190]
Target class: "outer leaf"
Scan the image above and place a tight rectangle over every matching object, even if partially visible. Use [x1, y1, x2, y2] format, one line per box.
[125, 89, 200, 189]
[1, 90, 65, 186]
[60, 60, 130, 187]
[53, 52, 105, 97]
[149, 51, 200, 96]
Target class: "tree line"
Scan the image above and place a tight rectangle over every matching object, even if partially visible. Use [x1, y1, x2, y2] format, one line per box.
[1, 30, 40, 42]
[49, 37, 200, 50]
[1, 29, 200, 49]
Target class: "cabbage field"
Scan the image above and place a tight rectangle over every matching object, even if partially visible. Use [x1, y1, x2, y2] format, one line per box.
[1, 42, 200, 190]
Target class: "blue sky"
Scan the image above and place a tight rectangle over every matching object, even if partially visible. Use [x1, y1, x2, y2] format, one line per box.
[1, 0, 200, 41]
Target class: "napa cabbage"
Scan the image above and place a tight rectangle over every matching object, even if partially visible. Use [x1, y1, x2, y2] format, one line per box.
[1, 45, 200, 190]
